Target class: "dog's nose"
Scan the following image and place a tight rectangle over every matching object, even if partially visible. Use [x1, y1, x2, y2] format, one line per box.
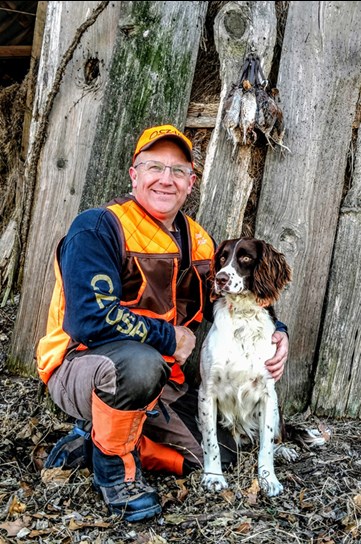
[215, 271, 229, 287]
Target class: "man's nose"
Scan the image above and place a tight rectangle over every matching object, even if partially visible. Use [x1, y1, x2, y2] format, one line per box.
[159, 166, 173, 181]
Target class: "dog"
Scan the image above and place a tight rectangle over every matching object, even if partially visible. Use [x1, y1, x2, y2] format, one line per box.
[198, 236, 293, 497]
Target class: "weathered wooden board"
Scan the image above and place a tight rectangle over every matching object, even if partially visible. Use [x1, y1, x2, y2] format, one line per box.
[312, 120, 361, 417]
[255, 1, 361, 413]
[188, 1, 277, 374]
[10, 1, 122, 371]
[80, 1, 208, 210]
[196, 1, 277, 244]
[10, 1, 208, 372]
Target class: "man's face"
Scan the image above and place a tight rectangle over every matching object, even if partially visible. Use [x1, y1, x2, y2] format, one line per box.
[129, 139, 196, 229]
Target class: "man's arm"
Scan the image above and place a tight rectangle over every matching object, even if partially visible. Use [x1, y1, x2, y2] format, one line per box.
[60, 208, 176, 356]
[266, 320, 289, 381]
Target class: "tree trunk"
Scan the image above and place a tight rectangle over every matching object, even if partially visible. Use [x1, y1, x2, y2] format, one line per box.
[255, 1, 361, 414]
[10, 1, 207, 373]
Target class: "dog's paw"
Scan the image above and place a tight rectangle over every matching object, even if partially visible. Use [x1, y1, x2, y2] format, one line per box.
[259, 473, 283, 497]
[274, 444, 299, 462]
[201, 473, 228, 492]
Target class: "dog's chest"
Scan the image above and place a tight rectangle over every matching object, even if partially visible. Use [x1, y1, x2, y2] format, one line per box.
[205, 297, 276, 399]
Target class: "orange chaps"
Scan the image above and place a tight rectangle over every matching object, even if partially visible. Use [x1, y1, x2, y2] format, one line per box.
[91, 391, 184, 480]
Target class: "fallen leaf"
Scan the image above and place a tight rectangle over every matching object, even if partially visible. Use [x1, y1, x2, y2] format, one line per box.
[28, 529, 55, 538]
[68, 518, 111, 531]
[32, 444, 48, 470]
[16, 527, 31, 538]
[220, 488, 235, 504]
[175, 478, 188, 502]
[0, 515, 31, 537]
[163, 513, 187, 525]
[353, 494, 361, 509]
[234, 521, 252, 534]
[299, 488, 314, 509]
[19, 481, 34, 497]
[17, 422, 33, 439]
[242, 478, 260, 504]
[8, 495, 27, 515]
[41, 467, 72, 485]
[318, 423, 332, 442]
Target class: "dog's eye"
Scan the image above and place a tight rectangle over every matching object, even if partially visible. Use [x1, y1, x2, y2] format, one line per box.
[240, 255, 252, 263]
[219, 256, 226, 265]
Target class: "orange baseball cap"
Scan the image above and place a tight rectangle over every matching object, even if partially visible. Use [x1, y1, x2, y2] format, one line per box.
[133, 124, 193, 165]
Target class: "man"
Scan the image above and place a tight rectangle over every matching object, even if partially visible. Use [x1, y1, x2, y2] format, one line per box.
[37, 124, 289, 522]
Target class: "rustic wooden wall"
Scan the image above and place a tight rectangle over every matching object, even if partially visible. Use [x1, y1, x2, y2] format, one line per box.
[6, 1, 361, 418]
[255, 1, 361, 414]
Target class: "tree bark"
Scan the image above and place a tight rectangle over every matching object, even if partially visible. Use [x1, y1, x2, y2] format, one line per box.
[255, 1, 361, 414]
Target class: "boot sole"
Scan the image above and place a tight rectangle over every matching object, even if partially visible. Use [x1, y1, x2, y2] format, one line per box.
[115, 502, 162, 522]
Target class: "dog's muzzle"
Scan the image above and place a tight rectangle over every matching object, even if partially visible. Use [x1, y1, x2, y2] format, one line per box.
[215, 271, 232, 293]
[215, 269, 244, 294]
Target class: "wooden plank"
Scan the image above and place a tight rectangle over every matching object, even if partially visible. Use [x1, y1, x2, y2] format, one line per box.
[311, 111, 361, 417]
[21, 1, 48, 160]
[0, 45, 32, 57]
[196, 1, 277, 244]
[80, 1, 208, 211]
[186, 101, 219, 128]
[10, 1, 123, 371]
[189, 2, 277, 372]
[10, 1, 208, 371]
[255, 1, 361, 414]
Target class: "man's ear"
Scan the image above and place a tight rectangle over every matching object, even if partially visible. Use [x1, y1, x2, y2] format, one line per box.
[187, 173, 197, 194]
[129, 166, 137, 188]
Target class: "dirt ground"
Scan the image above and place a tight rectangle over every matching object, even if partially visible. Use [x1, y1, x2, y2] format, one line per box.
[1, 300, 361, 544]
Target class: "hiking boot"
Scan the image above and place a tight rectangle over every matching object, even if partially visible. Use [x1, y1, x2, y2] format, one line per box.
[45, 420, 93, 470]
[92, 443, 161, 522]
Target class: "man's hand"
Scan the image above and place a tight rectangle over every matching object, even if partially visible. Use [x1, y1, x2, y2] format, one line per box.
[173, 326, 196, 365]
[265, 331, 289, 382]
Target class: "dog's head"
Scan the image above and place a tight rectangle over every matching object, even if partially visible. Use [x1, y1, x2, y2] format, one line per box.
[210, 237, 292, 305]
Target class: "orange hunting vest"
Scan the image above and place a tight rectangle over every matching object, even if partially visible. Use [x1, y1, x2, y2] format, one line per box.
[37, 197, 214, 384]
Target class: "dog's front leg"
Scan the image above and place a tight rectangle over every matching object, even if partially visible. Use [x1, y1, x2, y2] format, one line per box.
[258, 386, 283, 496]
[198, 383, 228, 492]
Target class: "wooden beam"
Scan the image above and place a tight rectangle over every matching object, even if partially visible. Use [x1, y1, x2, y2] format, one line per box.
[186, 101, 219, 128]
[0, 45, 32, 58]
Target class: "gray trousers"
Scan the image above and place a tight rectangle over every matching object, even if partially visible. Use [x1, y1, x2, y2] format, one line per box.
[47, 340, 208, 465]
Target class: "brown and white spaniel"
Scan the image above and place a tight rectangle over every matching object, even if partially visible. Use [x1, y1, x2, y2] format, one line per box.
[198, 237, 293, 497]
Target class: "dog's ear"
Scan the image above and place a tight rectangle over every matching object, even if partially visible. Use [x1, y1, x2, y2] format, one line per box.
[208, 241, 228, 302]
[253, 240, 292, 305]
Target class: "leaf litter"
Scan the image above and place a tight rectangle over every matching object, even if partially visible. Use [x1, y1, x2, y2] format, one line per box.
[0, 303, 361, 543]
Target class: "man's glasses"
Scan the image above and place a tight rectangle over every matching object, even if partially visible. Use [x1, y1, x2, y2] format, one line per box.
[134, 160, 193, 180]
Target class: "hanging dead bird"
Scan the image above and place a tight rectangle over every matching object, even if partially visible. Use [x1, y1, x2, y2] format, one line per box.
[222, 52, 290, 154]
[222, 83, 244, 155]
[255, 86, 291, 153]
[222, 54, 259, 154]
[239, 78, 257, 146]
[222, 53, 258, 153]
